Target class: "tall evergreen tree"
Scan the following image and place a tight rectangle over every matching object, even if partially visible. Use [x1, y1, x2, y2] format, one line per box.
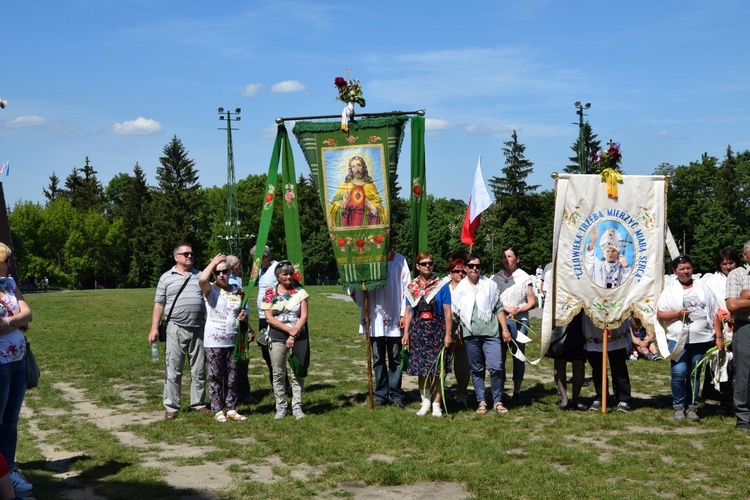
[489, 130, 539, 220]
[121, 164, 156, 286]
[79, 156, 105, 213]
[565, 122, 601, 173]
[43, 172, 62, 206]
[152, 135, 203, 278]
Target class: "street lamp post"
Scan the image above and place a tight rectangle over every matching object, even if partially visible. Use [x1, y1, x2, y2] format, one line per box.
[217, 108, 252, 256]
[574, 101, 591, 174]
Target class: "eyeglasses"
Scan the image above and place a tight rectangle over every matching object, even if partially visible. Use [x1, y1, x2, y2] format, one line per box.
[215, 269, 230, 275]
[176, 252, 194, 257]
[451, 269, 466, 274]
[418, 261, 434, 267]
[465, 263, 481, 270]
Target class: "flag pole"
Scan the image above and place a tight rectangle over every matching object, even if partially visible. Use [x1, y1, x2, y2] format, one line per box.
[363, 285, 375, 411]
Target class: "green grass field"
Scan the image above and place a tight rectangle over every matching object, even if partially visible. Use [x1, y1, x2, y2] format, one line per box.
[16, 287, 750, 499]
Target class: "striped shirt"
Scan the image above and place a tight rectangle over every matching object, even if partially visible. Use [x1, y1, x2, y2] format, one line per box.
[154, 267, 205, 328]
[726, 264, 750, 322]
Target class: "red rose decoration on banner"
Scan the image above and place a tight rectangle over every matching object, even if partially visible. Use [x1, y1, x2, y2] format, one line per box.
[337, 238, 347, 247]
[374, 235, 384, 244]
[265, 193, 273, 203]
[356, 239, 366, 248]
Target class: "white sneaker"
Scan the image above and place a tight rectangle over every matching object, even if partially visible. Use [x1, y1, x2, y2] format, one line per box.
[432, 402, 443, 417]
[416, 400, 432, 416]
[10, 470, 33, 492]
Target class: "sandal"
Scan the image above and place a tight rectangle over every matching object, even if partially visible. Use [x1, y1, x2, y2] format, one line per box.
[226, 410, 247, 421]
[476, 401, 488, 415]
[214, 411, 227, 423]
[493, 402, 509, 415]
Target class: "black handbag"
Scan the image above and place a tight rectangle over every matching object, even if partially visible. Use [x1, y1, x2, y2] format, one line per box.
[26, 337, 40, 389]
[159, 275, 191, 342]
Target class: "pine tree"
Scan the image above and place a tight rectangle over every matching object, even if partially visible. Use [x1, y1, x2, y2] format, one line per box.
[565, 122, 601, 173]
[488, 130, 539, 221]
[152, 136, 203, 278]
[43, 172, 62, 205]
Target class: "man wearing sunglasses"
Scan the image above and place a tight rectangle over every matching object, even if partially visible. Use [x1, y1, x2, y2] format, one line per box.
[149, 244, 209, 420]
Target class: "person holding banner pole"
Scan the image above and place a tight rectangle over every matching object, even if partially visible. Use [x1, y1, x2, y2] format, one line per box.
[657, 255, 723, 422]
[584, 317, 632, 413]
[350, 245, 410, 409]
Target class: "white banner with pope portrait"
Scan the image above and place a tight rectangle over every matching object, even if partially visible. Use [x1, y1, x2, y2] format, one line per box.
[537, 174, 667, 359]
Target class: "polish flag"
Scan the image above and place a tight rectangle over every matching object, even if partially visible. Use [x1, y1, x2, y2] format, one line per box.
[460, 156, 492, 246]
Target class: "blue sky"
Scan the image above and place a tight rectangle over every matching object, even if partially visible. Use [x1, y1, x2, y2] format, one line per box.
[1, 0, 748, 207]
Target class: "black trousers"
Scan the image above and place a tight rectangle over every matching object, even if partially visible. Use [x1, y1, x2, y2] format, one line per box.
[587, 348, 631, 403]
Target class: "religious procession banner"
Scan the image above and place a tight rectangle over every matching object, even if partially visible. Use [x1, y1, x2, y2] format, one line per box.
[236, 125, 304, 363]
[293, 116, 408, 290]
[410, 116, 428, 260]
[537, 174, 667, 361]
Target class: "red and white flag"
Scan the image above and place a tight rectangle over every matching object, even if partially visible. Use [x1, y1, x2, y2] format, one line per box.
[460, 156, 492, 246]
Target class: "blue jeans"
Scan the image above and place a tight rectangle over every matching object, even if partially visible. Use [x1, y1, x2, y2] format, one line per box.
[370, 337, 403, 402]
[668, 340, 712, 407]
[464, 336, 504, 404]
[0, 358, 27, 468]
[502, 317, 527, 386]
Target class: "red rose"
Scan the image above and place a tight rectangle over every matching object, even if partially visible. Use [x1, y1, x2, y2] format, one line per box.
[374, 235, 384, 243]
[326, 138, 334, 146]
[293, 272, 302, 282]
[413, 186, 421, 196]
[356, 239, 365, 248]
[265, 193, 274, 203]
[335, 76, 346, 87]
[337, 238, 346, 247]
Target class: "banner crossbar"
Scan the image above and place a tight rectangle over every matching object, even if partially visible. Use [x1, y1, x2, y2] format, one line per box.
[276, 110, 425, 124]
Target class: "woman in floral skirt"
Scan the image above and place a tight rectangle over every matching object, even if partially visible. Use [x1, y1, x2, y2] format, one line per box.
[402, 252, 452, 417]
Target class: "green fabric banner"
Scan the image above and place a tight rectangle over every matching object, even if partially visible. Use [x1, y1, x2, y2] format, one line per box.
[410, 116, 427, 263]
[293, 116, 408, 290]
[235, 125, 303, 362]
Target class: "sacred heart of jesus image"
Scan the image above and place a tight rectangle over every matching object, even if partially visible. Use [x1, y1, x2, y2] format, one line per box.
[345, 186, 366, 226]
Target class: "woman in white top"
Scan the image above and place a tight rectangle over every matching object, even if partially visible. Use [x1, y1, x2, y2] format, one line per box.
[657, 255, 724, 422]
[492, 247, 535, 404]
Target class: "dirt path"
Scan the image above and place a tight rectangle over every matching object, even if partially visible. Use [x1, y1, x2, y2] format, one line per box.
[21, 382, 470, 499]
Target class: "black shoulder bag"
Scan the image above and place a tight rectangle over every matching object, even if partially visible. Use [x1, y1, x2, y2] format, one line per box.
[158, 275, 192, 342]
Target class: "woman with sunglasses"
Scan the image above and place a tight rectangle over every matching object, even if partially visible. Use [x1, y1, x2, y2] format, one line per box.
[447, 257, 471, 405]
[199, 254, 251, 423]
[261, 260, 310, 420]
[452, 253, 512, 415]
[403, 252, 453, 417]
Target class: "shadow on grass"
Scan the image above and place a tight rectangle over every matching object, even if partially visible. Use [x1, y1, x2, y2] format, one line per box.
[24, 458, 218, 500]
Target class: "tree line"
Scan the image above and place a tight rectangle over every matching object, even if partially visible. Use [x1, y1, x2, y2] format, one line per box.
[8, 131, 750, 289]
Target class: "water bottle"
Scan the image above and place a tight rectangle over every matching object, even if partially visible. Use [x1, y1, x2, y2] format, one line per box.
[151, 342, 159, 362]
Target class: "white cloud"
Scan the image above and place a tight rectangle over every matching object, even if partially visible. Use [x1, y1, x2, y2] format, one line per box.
[271, 80, 307, 93]
[465, 123, 519, 135]
[6, 116, 47, 128]
[241, 83, 262, 96]
[425, 118, 453, 131]
[657, 130, 672, 139]
[112, 117, 163, 136]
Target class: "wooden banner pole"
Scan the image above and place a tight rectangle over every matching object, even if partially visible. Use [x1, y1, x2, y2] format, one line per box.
[601, 327, 609, 413]
[363, 289, 375, 412]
